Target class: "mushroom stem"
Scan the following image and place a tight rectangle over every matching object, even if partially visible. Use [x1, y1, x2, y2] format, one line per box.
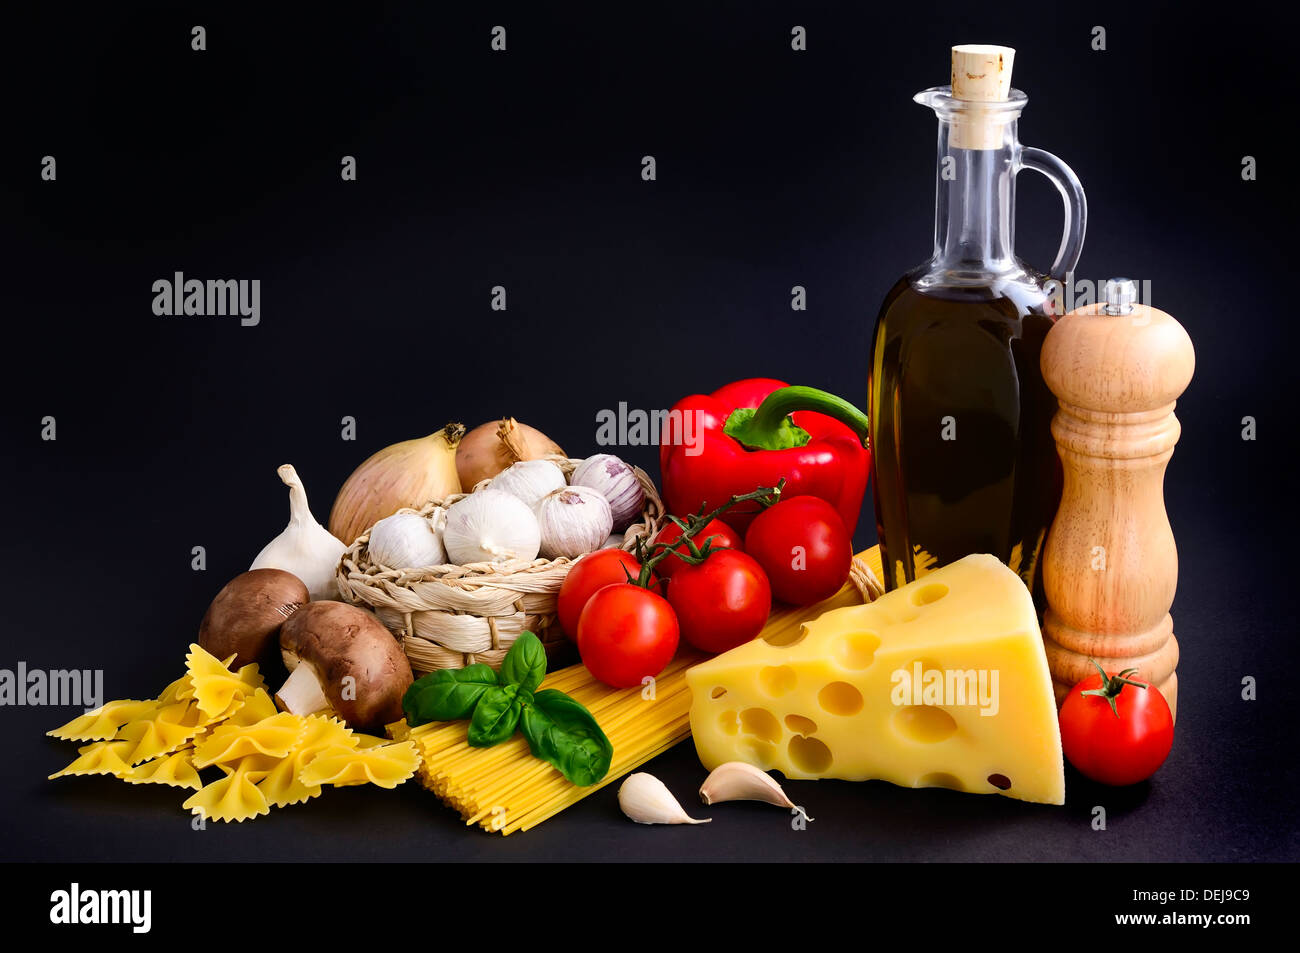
[275, 662, 329, 716]
[277, 601, 413, 730]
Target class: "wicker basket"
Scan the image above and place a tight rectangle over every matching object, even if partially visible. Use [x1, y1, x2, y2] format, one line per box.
[336, 457, 665, 675]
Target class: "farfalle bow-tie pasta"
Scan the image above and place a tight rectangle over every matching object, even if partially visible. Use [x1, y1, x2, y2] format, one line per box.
[47, 644, 420, 823]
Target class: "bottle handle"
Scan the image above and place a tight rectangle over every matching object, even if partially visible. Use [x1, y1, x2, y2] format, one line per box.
[1017, 146, 1087, 280]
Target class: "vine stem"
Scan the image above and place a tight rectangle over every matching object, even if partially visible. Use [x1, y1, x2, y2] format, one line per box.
[633, 480, 784, 586]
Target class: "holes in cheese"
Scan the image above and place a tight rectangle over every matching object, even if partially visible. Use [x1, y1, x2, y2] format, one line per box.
[710, 687, 727, 699]
[912, 583, 949, 606]
[719, 711, 739, 735]
[685, 553, 1065, 804]
[740, 739, 776, 768]
[918, 772, 965, 791]
[785, 714, 817, 737]
[763, 625, 806, 647]
[789, 735, 833, 773]
[759, 665, 797, 697]
[832, 631, 880, 669]
[893, 705, 958, 743]
[818, 681, 864, 716]
[740, 708, 781, 744]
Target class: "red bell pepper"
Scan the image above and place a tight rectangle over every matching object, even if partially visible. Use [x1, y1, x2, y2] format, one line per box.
[659, 378, 871, 536]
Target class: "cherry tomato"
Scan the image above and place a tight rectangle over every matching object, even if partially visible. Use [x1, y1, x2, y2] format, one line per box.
[744, 496, 851, 606]
[557, 549, 659, 637]
[1059, 664, 1174, 786]
[652, 518, 743, 582]
[577, 584, 679, 688]
[667, 549, 771, 654]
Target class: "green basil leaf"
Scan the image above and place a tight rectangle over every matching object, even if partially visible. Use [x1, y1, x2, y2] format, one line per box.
[520, 689, 613, 786]
[467, 687, 523, 747]
[500, 631, 548, 696]
[402, 664, 499, 727]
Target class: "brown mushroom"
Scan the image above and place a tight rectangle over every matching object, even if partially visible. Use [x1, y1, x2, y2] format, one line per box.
[275, 601, 413, 731]
[198, 569, 309, 670]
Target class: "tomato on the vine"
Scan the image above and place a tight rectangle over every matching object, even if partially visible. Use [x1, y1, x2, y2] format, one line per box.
[666, 549, 771, 654]
[744, 496, 851, 606]
[557, 549, 660, 637]
[576, 584, 679, 688]
[1059, 663, 1174, 786]
[652, 518, 743, 582]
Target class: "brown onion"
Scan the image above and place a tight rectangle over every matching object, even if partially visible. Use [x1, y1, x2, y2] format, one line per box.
[456, 417, 565, 489]
[328, 422, 464, 547]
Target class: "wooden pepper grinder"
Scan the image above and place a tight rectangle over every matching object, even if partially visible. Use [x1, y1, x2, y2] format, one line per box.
[1040, 279, 1195, 719]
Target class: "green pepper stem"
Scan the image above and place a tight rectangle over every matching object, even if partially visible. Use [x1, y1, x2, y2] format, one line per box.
[724, 385, 870, 451]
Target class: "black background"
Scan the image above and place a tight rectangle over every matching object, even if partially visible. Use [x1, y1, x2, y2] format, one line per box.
[2, 1, 1296, 864]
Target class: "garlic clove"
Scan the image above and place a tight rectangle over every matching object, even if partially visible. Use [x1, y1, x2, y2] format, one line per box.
[250, 465, 347, 601]
[618, 773, 711, 825]
[699, 761, 813, 822]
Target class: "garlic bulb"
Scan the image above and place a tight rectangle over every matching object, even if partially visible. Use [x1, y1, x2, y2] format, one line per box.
[250, 464, 347, 601]
[536, 486, 613, 559]
[570, 454, 644, 530]
[699, 761, 813, 822]
[487, 459, 566, 508]
[442, 490, 541, 565]
[618, 773, 710, 825]
[328, 422, 464, 547]
[367, 511, 446, 569]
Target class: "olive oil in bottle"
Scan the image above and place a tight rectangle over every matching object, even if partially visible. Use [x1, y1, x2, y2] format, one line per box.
[867, 45, 1086, 605]
[870, 281, 1061, 602]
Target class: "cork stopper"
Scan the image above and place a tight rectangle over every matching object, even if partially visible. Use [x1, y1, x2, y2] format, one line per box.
[951, 44, 1015, 102]
[949, 44, 1016, 150]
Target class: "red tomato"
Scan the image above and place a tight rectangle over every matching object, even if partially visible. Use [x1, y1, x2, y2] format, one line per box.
[744, 496, 851, 606]
[652, 518, 743, 582]
[577, 584, 679, 688]
[1059, 665, 1174, 786]
[667, 549, 771, 654]
[557, 549, 659, 637]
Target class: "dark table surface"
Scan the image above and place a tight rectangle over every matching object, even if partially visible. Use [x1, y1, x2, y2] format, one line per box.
[6, 509, 1293, 863]
[2, 1, 1297, 863]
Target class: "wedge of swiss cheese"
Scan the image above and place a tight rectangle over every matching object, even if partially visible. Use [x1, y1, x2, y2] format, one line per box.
[686, 554, 1065, 804]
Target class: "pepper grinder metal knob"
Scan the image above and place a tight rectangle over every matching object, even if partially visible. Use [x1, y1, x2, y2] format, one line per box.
[1102, 277, 1137, 315]
[1039, 278, 1195, 719]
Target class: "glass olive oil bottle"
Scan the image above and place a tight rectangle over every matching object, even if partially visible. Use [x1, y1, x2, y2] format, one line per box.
[868, 46, 1086, 607]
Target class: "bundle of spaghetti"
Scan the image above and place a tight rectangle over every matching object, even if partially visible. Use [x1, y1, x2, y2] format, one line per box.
[394, 654, 699, 835]
[392, 547, 887, 834]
